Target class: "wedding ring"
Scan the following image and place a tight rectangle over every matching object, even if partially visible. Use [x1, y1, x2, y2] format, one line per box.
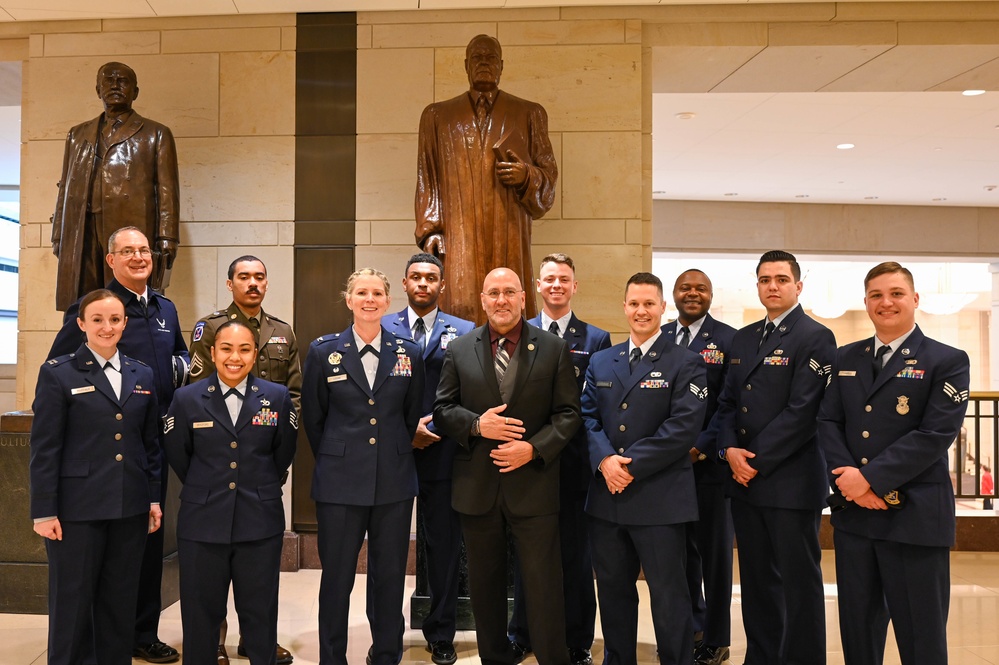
[504, 417, 509, 424]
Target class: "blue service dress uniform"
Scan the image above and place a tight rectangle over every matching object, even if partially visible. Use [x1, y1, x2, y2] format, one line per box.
[29, 346, 161, 665]
[663, 315, 737, 651]
[817, 326, 970, 665]
[581, 333, 707, 665]
[508, 313, 611, 652]
[164, 373, 298, 665]
[382, 308, 474, 644]
[48, 277, 190, 647]
[302, 327, 425, 665]
[713, 304, 835, 665]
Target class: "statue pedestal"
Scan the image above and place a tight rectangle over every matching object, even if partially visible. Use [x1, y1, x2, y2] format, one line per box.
[0, 411, 180, 614]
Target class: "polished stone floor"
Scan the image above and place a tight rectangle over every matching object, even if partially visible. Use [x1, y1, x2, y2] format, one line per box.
[5, 551, 999, 665]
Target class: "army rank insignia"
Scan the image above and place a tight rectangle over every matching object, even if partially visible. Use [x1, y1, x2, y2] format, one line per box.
[253, 407, 279, 427]
[700, 348, 725, 364]
[391, 355, 413, 377]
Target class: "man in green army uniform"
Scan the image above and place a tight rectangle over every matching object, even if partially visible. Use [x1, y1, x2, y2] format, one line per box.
[187, 254, 301, 665]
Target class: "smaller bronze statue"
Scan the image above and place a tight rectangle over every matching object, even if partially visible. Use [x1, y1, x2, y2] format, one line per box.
[415, 35, 558, 324]
[52, 61, 180, 311]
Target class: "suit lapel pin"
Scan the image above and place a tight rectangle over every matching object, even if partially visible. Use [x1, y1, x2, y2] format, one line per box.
[901, 348, 910, 356]
[864, 346, 871, 353]
[778, 325, 787, 333]
[649, 351, 657, 357]
[329, 352, 342, 365]
[774, 349, 783, 355]
[905, 359, 918, 365]
[85, 360, 93, 365]
[619, 351, 625, 356]
[260, 398, 270, 407]
[702, 332, 709, 338]
[395, 346, 406, 355]
[528, 343, 535, 351]
[707, 343, 717, 350]
[251, 385, 259, 392]
[208, 385, 216, 392]
[569, 327, 576, 334]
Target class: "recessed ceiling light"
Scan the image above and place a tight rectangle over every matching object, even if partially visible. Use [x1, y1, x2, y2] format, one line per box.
[837, 143, 855, 150]
[675, 112, 696, 120]
[963, 90, 986, 96]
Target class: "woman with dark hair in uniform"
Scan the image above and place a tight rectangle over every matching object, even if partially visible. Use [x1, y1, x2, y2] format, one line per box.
[164, 320, 297, 665]
[302, 267, 425, 665]
[30, 288, 163, 665]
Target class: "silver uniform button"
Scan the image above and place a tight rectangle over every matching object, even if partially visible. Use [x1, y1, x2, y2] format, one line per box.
[861, 457, 869, 465]
[745, 384, 752, 390]
[741, 407, 748, 413]
[618, 448, 625, 454]
[621, 403, 628, 410]
[739, 428, 746, 435]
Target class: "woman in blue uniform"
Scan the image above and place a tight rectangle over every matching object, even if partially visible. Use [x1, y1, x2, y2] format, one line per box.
[302, 268, 425, 665]
[164, 320, 297, 665]
[30, 288, 162, 665]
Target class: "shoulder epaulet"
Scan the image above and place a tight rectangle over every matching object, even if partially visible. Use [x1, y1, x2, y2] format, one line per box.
[207, 310, 227, 318]
[264, 312, 289, 325]
[314, 332, 340, 344]
[151, 289, 175, 304]
[46, 352, 76, 367]
[123, 355, 150, 368]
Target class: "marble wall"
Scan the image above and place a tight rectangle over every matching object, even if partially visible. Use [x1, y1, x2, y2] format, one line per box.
[14, 14, 298, 407]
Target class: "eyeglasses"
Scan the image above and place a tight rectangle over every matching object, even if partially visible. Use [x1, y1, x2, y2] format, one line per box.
[483, 289, 522, 300]
[112, 247, 152, 259]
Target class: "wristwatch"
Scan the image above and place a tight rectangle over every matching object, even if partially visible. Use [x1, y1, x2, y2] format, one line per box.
[470, 417, 481, 437]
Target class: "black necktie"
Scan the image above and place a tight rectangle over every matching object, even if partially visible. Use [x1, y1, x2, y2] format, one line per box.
[548, 321, 559, 336]
[629, 347, 642, 374]
[760, 321, 775, 349]
[224, 387, 242, 399]
[873, 344, 890, 378]
[360, 345, 379, 358]
[413, 318, 427, 349]
[138, 295, 147, 317]
[249, 317, 260, 331]
[495, 337, 510, 381]
[678, 326, 690, 348]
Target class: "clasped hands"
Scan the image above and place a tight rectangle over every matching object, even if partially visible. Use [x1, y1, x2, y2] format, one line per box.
[599, 454, 633, 494]
[481, 404, 533, 474]
[832, 466, 888, 510]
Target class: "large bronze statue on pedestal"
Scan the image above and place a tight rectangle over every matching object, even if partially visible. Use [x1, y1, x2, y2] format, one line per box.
[51, 61, 180, 311]
[415, 35, 558, 324]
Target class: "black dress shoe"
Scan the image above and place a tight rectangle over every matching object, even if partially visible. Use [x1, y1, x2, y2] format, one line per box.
[510, 640, 531, 664]
[427, 640, 458, 665]
[133, 641, 180, 663]
[569, 648, 593, 665]
[694, 644, 730, 665]
[237, 639, 294, 664]
[217, 645, 230, 665]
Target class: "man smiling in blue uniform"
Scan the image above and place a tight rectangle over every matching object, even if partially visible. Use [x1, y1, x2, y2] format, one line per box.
[713, 250, 835, 665]
[383, 253, 474, 665]
[818, 262, 970, 665]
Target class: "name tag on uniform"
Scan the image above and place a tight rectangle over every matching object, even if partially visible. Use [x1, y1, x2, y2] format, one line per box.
[327, 374, 347, 383]
[838, 370, 857, 377]
[71, 386, 96, 395]
[596, 381, 613, 388]
[193, 421, 214, 429]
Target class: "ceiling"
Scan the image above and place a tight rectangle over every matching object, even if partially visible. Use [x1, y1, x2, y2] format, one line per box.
[2, 0, 999, 209]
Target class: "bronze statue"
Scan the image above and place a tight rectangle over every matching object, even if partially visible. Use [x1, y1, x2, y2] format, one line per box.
[415, 35, 558, 324]
[51, 61, 180, 311]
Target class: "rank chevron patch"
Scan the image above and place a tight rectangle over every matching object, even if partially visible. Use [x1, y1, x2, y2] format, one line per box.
[943, 382, 969, 404]
[689, 383, 708, 401]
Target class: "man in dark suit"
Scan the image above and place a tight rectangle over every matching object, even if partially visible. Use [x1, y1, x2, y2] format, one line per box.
[382, 253, 474, 665]
[662, 269, 737, 665]
[434, 267, 581, 665]
[52, 61, 179, 311]
[582, 271, 707, 665]
[165, 321, 298, 665]
[818, 262, 970, 665]
[713, 250, 836, 665]
[508, 253, 611, 665]
[48, 225, 188, 664]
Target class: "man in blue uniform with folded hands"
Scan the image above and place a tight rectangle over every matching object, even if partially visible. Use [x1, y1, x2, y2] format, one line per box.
[818, 261, 970, 665]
